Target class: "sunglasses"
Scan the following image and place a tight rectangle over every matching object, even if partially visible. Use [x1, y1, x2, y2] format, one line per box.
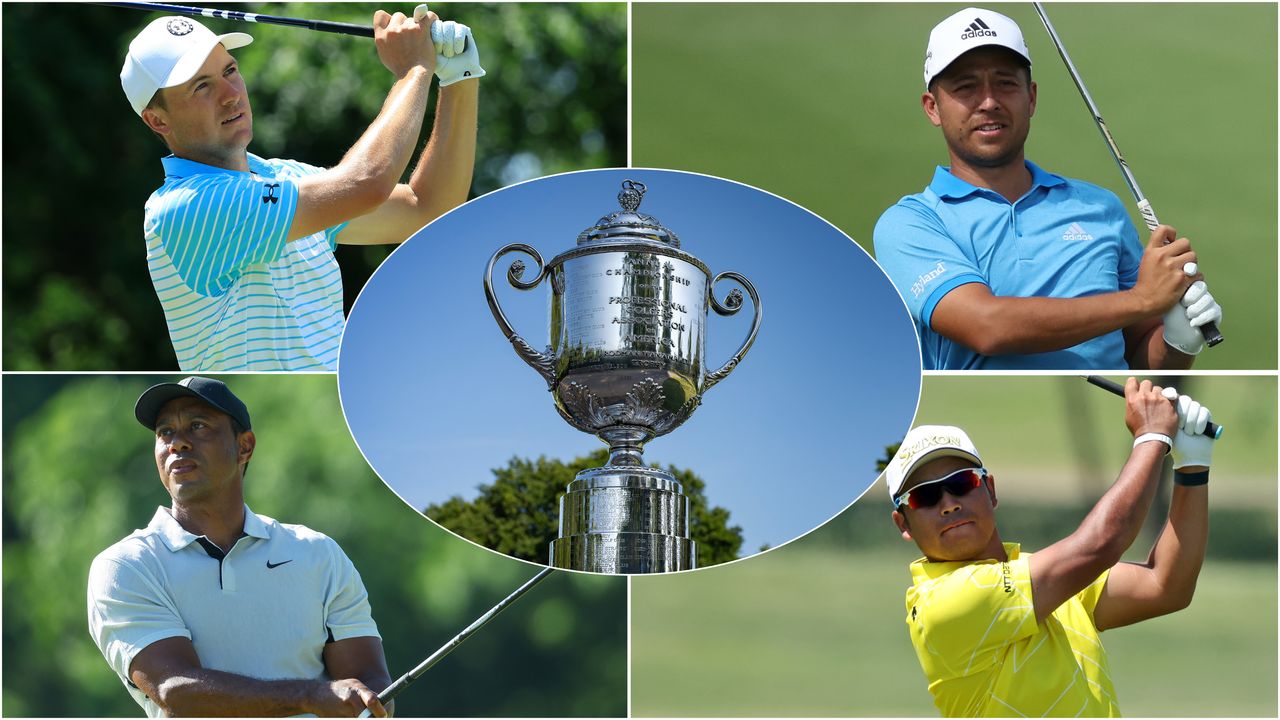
[894, 467, 990, 510]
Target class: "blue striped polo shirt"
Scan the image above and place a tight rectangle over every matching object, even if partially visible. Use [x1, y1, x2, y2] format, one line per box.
[144, 154, 347, 371]
[873, 161, 1143, 370]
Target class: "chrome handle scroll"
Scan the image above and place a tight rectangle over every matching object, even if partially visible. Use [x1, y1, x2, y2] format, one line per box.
[484, 243, 557, 388]
[703, 271, 761, 394]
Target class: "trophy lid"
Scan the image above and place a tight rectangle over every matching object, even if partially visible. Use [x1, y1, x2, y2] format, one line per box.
[576, 180, 681, 247]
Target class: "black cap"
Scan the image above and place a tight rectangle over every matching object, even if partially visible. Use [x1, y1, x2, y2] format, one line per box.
[135, 376, 252, 431]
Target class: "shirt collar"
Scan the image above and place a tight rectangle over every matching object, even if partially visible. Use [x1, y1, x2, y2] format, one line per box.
[929, 160, 1066, 200]
[148, 504, 271, 552]
[909, 542, 1022, 583]
[161, 152, 273, 180]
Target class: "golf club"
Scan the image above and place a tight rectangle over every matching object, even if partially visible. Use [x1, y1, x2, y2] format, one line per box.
[358, 566, 555, 717]
[1083, 375, 1223, 439]
[1033, 3, 1223, 348]
[95, 1, 466, 51]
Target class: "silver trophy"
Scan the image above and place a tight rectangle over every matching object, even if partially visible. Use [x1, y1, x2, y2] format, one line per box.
[484, 180, 762, 573]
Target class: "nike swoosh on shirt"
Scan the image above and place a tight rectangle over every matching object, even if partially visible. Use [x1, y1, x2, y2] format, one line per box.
[266, 560, 293, 569]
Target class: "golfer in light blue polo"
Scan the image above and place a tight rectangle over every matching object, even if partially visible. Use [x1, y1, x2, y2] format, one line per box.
[120, 8, 485, 370]
[873, 7, 1222, 370]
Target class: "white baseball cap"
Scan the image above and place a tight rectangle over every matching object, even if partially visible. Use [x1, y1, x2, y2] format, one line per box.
[884, 425, 983, 502]
[120, 16, 253, 116]
[923, 7, 1031, 88]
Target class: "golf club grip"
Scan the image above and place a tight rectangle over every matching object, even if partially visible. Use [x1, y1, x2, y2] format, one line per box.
[1083, 376, 1222, 438]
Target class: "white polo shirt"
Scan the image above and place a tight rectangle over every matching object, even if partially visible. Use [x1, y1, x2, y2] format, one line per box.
[87, 506, 379, 717]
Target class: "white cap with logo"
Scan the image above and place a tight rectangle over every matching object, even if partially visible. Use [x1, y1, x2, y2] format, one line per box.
[884, 425, 983, 502]
[120, 16, 253, 116]
[923, 7, 1031, 88]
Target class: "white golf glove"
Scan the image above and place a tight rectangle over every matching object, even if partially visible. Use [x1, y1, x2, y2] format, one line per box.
[1160, 387, 1214, 469]
[1163, 279, 1222, 355]
[413, 6, 485, 85]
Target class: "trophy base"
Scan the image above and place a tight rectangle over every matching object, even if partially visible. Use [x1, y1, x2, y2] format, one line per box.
[549, 465, 697, 573]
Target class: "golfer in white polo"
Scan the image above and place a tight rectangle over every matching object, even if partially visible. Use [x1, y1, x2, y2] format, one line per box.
[88, 377, 391, 717]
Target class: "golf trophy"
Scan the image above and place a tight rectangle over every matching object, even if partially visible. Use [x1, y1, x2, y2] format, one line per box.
[484, 180, 761, 574]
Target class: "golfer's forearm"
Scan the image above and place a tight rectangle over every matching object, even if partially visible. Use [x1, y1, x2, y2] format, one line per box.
[934, 286, 1154, 356]
[1070, 442, 1167, 563]
[336, 66, 435, 202]
[1143, 483, 1209, 610]
[407, 79, 479, 221]
[152, 670, 322, 717]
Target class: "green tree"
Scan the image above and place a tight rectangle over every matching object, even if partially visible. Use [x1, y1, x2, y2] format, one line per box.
[427, 448, 744, 567]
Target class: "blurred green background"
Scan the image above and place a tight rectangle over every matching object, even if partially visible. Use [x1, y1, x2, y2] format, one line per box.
[633, 3, 1276, 369]
[2, 2, 625, 370]
[632, 375, 1276, 716]
[2, 374, 626, 717]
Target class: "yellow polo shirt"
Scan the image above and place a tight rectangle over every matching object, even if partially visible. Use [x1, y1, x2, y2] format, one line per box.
[904, 543, 1119, 717]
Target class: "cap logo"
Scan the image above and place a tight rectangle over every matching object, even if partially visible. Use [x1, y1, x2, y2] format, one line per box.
[961, 17, 996, 40]
[167, 18, 194, 36]
[894, 433, 968, 469]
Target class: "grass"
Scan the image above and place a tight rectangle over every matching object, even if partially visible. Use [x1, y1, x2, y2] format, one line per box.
[632, 3, 1277, 369]
[631, 546, 1276, 717]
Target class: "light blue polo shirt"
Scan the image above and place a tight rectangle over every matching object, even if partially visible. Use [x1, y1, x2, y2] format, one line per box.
[873, 161, 1143, 370]
[87, 505, 379, 717]
[144, 153, 348, 371]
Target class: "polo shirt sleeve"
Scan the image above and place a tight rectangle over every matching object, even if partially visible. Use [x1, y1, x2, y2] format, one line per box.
[148, 173, 299, 297]
[873, 200, 987, 329]
[1076, 567, 1112, 623]
[87, 553, 191, 681]
[912, 559, 1039, 678]
[322, 539, 381, 642]
[277, 159, 351, 249]
[1116, 214, 1143, 290]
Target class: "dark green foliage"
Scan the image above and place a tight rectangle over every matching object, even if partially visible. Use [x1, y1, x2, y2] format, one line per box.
[427, 448, 744, 567]
[2, 375, 626, 717]
[3, 3, 625, 369]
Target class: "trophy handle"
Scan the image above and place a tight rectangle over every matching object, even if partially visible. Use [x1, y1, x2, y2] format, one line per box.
[484, 243, 557, 388]
[703, 271, 761, 394]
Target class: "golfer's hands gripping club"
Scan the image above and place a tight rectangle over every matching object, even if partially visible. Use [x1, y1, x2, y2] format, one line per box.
[1161, 386, 1214, 471]
[1123, 378, 1179, 442]
[415, 4, 485, 86]
[1132, 225, 1201, 319]
[319, 678, 388, 718]
[373, 7, 437, 78]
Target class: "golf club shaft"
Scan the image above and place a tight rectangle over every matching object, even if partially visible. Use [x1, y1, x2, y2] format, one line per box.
[95, 1, 375, 36]
[358, 567, 555, 717]
[1083, 375, 1223, 438]
[1034, 3, 1223, 347]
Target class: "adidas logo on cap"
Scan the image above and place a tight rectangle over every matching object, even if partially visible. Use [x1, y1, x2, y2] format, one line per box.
[961, 17, 997, 40]
[1062, 222, 1094, 242]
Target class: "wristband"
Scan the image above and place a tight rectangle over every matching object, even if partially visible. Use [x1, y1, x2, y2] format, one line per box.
[1132, 433, 1173, 453]
[1174, 469, 1210, 486]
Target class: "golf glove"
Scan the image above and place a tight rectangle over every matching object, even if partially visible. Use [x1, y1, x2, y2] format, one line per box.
[1161, 387, 1213, 469]
[1163, 280, 1222, 355]
[434, 23, 485, 86]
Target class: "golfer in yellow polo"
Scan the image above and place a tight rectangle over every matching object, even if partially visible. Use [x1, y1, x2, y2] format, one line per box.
[886, 379, 1215, 716]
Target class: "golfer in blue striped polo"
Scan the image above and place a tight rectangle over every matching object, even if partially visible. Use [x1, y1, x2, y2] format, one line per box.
[121, 8, 485, 370]
[873, 7, 1223, 370]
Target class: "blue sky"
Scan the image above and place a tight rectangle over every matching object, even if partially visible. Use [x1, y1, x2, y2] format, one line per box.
[338, 169, 921, 559]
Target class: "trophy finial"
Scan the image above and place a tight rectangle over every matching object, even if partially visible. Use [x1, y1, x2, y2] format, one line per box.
[618, 180, 646, 212]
